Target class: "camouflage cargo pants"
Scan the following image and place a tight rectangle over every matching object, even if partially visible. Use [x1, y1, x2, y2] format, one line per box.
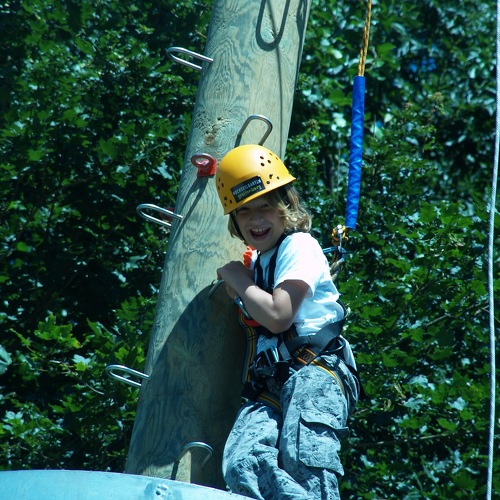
[222, 354, 359, 499]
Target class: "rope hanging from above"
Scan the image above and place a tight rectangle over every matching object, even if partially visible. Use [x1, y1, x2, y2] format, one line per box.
[329, 0, 372, 278]
[345, 0, 372, 232]
[358, 0, 372, 77]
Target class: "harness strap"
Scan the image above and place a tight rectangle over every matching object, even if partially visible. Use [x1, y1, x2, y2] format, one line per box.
[254, 233, 289, 292]
[242, 232, 366, 401]
[278, 320, 366, 399]
[278, 320, 344, 363]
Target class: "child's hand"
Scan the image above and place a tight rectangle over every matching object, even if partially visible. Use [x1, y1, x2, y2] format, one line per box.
[217, 261, 253, 299]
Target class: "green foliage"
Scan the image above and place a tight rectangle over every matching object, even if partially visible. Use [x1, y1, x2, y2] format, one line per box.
[287, 2, 499, 494]
[2, 304, 150, 470]
[335, 101, 499, 498]
[1, 0, 210, 471]
[1, 0, 498, 498]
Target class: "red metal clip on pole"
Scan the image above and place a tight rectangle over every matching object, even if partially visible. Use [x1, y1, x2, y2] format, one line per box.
[191, 153, 217, 177]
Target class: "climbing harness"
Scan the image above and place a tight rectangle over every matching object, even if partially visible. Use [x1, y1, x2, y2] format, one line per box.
[237, 234, 360, 408]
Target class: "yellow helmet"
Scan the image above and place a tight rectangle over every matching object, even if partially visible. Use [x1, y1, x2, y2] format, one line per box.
[216, 144, 296, 214]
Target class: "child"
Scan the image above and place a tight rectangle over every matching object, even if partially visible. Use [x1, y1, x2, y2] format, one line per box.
[216, 144, 359, 500]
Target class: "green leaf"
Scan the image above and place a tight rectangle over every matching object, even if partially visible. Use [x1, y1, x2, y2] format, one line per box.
[15, 241, 29, 252]
[0, 346, 12, 375]
[437, 418, 458, 431]
[27, 149, 45, 161]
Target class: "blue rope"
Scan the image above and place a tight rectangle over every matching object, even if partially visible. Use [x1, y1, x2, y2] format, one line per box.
[345, 76, 365, 230]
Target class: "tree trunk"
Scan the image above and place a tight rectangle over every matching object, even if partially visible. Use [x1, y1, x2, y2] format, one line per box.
[125, 0, 311, 489]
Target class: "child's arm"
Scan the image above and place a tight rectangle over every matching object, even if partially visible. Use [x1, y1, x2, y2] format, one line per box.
[217, 261, 309, 334]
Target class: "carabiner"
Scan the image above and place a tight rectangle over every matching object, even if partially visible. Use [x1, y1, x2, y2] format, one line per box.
[235, 296, 252, 319]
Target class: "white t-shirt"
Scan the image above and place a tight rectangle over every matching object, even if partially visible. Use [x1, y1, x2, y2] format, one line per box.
[252, 232, 356, 368]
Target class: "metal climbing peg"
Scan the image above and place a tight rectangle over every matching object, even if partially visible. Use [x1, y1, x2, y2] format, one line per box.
[166, 47, 213, 71]
[176, 442, 213, 469]
[136, 203, 183, 228]
[105, 364, 150, 388]
[169, 441, 214, 481]
[236, 114, 273, 146]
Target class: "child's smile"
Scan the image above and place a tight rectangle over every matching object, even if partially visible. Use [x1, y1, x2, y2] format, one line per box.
[234, 196, 284, 252]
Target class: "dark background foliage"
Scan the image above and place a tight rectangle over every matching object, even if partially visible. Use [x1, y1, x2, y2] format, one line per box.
[1, 0, 498, 497]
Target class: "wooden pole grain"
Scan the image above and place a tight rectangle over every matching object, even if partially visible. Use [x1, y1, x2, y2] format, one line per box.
[125, 0, 311, 489]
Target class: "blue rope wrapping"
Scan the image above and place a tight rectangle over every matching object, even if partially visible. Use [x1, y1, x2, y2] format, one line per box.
[345, 76, 366, 230]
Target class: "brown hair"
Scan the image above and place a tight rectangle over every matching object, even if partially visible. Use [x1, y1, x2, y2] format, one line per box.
[228, 184, 312, 241]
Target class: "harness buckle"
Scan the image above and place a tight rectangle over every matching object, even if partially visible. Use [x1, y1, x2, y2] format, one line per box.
[249, 349, 290, 384]
[295, 347, 316, 365]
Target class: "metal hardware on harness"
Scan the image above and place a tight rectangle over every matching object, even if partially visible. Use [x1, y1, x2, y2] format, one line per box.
[327, 224, 347, 274]
[176, 442, 213, 469]
[208, 282, 252, 320]
[136, 203, 183, 228]
[295, 336, 346, 366]
[236, 114, 273, 146]
[234, 296, 251, 319]
[191, 153, 217, 177]
[166, 47, 213, 71]
[249, 348, 289, 384]
[322, 245, 340, 254]
[105, 364, 150, 388]
[335, 225, 345, 248]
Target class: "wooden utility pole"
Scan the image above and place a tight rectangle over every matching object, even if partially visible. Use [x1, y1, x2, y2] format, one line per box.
[125, 0, 312, 489]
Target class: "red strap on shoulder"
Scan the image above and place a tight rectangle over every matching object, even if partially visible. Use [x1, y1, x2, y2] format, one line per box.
[243, 245, 255, 268]
[239, 309, 260, 327]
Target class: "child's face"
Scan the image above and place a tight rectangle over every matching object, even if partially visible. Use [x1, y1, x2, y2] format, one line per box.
[234, 194, 285, 252]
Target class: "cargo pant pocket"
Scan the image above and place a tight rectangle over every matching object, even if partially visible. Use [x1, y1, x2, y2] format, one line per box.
[298, 409, 349, 475]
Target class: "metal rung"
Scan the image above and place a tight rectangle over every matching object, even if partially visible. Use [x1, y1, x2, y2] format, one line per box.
[105, 364, 150, 388]
[176, 442, 213, 469]
[236, 114, 273, 146]
[137, 203, 183, 228]
[166, 47, 213, 71]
